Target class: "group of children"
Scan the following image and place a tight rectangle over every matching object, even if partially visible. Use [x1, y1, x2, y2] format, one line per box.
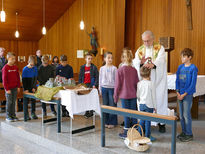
[1, 47, 198, 142]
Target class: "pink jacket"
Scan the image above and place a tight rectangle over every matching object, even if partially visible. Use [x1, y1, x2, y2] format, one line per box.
[114, 66, 139, 103]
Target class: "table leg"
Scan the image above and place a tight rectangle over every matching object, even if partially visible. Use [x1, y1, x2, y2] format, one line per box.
[57, 101, 61, 133]
[70, 117, 72, 135]
[42, 108, 44, 125]
[93, 112, 95, 128]
[101, 112, 105, 147]
[171, 120, 177, 154]
[23, 97, 27, 122]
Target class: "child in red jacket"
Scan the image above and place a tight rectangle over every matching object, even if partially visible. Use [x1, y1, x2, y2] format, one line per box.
[2, 52, 20, 122]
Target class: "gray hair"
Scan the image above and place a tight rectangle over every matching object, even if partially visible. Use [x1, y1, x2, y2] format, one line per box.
[141, 30, 155, 39]
[0, 47, 5, 52]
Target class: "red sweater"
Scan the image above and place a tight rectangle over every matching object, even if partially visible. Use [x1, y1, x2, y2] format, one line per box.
[114, 66, 139, 103]
[2, 64, 21, 91]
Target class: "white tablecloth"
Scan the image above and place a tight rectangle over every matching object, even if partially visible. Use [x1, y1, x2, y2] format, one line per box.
[167, 74, 205, 97]
[54, 89, 101, 119]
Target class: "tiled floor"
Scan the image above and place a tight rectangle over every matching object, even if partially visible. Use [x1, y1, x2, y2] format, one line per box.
[0, 101, 205, 154]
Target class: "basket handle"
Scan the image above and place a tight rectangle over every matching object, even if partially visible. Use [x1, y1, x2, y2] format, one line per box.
[130, 123, 144, 142]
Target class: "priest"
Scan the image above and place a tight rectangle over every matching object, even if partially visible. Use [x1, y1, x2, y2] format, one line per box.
[133, 30, 168, 133]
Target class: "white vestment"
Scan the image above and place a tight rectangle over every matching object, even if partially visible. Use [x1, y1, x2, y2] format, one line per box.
[133, 45, 168, 116]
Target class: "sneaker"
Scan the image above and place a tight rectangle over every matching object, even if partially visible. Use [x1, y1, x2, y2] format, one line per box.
[149, 135, 157, 142]
[119, 129, 128, 139]
[31, 113, 38, 119]
[26, 116, 31, 121]
[43, 112, 47, 118]
[177, 132, 186, 139]
[180, 135, 193, 142]
[158, 124, 166, 133]
[12, 116, 19, 122]
[119, 132, 127, 139]
[51, 111, 57, 117]
[6, 117, 14, 122]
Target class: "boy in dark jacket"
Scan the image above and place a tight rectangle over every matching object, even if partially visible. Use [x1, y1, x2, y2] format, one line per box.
[38, 55, 56, 117]
[79, 52, 99, 118]
[56, 55, 73, 117]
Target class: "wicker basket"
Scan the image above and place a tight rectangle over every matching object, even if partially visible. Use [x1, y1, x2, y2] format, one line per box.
[63, 83, 92, 95]
[124, 124, 151, 152]
[75, 89, 92, 95]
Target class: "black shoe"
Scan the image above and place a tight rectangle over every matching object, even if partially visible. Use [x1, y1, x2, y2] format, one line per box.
[180, 135, 193, 142]
[84, 111, 90, 119]
[31, 113, 38, 119]
[62, 112, 66, 117]
[65, 111, 70, 117]
[87, 111, 94, 118]
[158, 124, 166, 133]
[177, 132, 186, 139]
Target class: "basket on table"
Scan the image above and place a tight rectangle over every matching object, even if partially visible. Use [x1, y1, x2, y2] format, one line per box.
[63, 84, 92, 95]
[124, 124, 151, 152]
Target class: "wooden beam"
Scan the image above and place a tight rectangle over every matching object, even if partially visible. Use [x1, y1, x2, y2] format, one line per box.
[101, 105, 178, 121]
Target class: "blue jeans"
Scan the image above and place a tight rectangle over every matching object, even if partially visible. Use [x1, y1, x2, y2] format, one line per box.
[178, 94, 193, 135]
[138, 104, 154, 138]
[102, 87, 118, 125]
[42, 103, 55, 113]
[121, 98, 138, 129]
[23, 97, 36, 116]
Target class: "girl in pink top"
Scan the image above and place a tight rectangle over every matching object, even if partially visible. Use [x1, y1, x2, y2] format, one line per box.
[114, 48, 139, 139]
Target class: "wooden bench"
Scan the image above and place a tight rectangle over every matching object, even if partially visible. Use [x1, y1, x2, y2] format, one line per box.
[0, 83, 24, 112]
[101, 105, 178, 154]
[0, 87, 6, 109]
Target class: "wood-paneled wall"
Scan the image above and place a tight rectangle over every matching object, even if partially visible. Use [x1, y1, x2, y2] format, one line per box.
[125, 0, 205, 74]
[39, 0, 125, 73]
[0, 40, 38, 72]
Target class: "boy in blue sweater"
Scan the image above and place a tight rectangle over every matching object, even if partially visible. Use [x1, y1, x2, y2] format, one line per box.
[22, 55, 38, 120]
[56, 55, 73, 117]
[176, 48, 198, 142]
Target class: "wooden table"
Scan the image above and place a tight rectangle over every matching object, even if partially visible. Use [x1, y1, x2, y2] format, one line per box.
[23, 92, 62, 133]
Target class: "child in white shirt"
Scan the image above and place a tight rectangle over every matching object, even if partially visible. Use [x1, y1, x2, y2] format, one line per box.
[137, 66, 156, 141]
